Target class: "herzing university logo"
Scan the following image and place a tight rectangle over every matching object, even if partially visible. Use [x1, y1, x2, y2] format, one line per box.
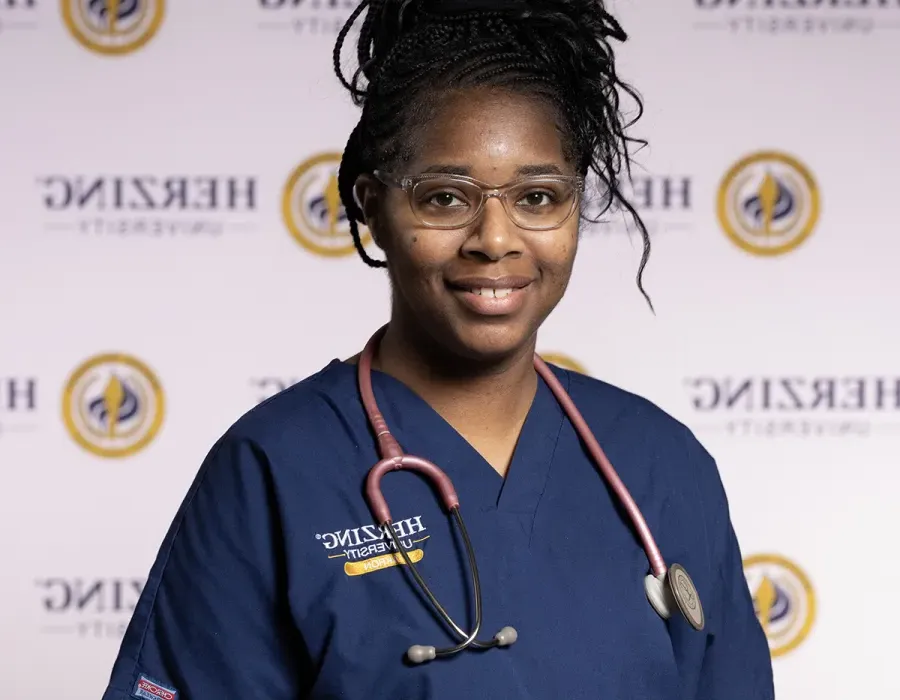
[717, 151, 819, 257]
[743, 554, 816, 657]
[257, 0, 360, 37]
[37, 174, 258, 237]
[61, 0, 165, 56]
[62, 353, 164, 458]
[0, 1, 40, 37]
[36, 576, 145, 639]
[316, 515, 430, 577]
[0, 377, 38, 438]
[250, 376, 301, 404]
[583, 173, 693, 237]
[683, 375, 900, 437]
[693, 0, 900, 36]
[540, 353, 589, 376]
[282, 153, 372, 257]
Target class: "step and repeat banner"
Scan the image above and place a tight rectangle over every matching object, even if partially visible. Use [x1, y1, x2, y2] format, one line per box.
[1, 1, 898, 698]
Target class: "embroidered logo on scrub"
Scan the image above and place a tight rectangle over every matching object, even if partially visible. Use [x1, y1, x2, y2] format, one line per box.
[316, 515, 430, 576]
[132, 674, 177, 700]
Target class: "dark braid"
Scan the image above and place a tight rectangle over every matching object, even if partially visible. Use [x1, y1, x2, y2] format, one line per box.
[333, 0, 654, 310]
[337, 122, 386, 268]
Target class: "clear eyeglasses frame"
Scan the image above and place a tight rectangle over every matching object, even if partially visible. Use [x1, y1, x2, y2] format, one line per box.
[373, 170, 585, 231]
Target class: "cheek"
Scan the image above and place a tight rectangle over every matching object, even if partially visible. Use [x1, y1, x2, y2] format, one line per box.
[535, 228, 578, 280]
[385, 225, 457, 286]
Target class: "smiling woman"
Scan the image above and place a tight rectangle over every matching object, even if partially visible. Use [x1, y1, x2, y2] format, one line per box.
[99, 2, 775, 700]
[355, 88, 583, 363]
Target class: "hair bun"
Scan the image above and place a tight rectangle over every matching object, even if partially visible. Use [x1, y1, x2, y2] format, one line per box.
[425, 0, 528, 11]
[423, 0, 626, 39]
[335, 0, 626, 101]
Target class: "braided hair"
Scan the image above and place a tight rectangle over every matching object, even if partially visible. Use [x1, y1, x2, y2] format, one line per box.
[333, 0, 652, 308]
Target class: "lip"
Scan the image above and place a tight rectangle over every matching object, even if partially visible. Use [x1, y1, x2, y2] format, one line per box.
[446, 276, 534, 317]
[446, 276, 534, 291]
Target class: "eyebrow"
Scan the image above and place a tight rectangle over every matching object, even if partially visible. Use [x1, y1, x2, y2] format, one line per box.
[419, 163, 566, 177]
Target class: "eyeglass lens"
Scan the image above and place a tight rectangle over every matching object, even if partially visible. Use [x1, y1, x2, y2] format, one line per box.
[411, 177, 578, 229]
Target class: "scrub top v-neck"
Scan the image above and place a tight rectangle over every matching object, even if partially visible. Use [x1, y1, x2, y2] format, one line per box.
[99, 359, 775, 700]
[377, 358, 565, 518]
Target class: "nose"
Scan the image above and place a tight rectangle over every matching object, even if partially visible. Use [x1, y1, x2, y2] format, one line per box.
[460, 196, 524, 262]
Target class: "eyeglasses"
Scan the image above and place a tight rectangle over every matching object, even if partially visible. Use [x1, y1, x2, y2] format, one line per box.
[373, 170, 584, 231]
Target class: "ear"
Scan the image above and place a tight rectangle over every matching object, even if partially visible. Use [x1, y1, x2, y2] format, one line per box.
[353, 173, 384, 250]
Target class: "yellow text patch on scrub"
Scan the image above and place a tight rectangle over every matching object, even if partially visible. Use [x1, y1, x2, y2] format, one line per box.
[345, 549, 425, 577]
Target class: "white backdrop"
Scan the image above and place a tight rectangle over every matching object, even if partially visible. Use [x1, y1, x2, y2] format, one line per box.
[2, 1, 898, 697]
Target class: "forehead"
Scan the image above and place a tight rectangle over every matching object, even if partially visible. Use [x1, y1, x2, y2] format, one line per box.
[405, 88, 570, 179]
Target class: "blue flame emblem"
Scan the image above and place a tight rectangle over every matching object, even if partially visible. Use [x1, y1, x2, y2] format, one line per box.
[741, 177, 795, 229]
[86, 0, 142, 22]
[87, 376, 140, 429]
[306, 194, 349, 229]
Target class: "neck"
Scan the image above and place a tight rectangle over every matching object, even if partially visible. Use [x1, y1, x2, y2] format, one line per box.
[372, 316, 538, 453]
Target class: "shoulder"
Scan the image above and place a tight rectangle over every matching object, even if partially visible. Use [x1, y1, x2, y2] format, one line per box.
[193, 360, 359, 490]
[551, 365, 723, 507]
[557, 366, 700, 452]
[220, 359, 354, 451]
[550, 366, 734, 593]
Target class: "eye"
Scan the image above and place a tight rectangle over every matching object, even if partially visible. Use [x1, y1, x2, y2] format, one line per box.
[427, 191, 468, 208]
[516, 190, 556, 207]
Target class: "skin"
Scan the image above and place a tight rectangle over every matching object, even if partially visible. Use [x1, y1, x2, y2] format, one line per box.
[352, 87, 580, 476]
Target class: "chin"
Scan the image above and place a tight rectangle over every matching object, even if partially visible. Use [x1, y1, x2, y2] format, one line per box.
[443, 319, 536, 364]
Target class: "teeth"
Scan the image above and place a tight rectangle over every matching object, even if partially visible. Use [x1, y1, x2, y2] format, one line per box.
[472, 288, 513, 298]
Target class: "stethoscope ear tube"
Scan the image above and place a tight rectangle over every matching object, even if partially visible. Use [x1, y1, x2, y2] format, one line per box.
[366, 455, 461, 524]
[381, 508, 519, 663]
[358, 326, 404, 461]
[360, 325, 516, 660]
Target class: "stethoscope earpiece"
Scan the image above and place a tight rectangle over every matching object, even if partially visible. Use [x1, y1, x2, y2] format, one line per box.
[494, 626, 518, 646]
[407, 645, 437, 664]
[407, 626, 519, 665]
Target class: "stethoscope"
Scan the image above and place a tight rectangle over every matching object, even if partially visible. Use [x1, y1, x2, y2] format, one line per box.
[357, 325, 705, 665]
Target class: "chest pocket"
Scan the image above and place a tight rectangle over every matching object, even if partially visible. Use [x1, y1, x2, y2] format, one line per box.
[332, 504, 470, 644]
[297, 473, 480, 687]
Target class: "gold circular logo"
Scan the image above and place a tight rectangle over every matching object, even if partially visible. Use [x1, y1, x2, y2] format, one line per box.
[717, 151, 819, 256]
[540, 353, 589, 375]
[61, 0, 165, 56]
[62, 353, 165, 458]
[282, 153, 372, 257]
[743, 553, 816, 657]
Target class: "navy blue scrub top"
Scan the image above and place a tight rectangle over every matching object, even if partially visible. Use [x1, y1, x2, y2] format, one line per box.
[101, 360, 774, 700]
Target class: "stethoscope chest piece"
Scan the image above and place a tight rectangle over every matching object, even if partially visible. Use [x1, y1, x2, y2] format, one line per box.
[668, 563, 705, 631]
[644, 563, 705, 632]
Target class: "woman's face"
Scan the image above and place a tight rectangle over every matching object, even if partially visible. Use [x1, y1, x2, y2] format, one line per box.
[357, 88, 580, 364]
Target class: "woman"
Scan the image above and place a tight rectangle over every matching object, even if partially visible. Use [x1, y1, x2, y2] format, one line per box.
[101, 1, 774, 698]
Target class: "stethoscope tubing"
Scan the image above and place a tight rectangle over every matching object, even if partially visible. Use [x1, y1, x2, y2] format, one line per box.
[360, 328, 512, 654]
[355, 325, 705, 659]
[359, 325, 667, 577]
[387, 508, 501, 653]
[531, 356, 666, 577]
